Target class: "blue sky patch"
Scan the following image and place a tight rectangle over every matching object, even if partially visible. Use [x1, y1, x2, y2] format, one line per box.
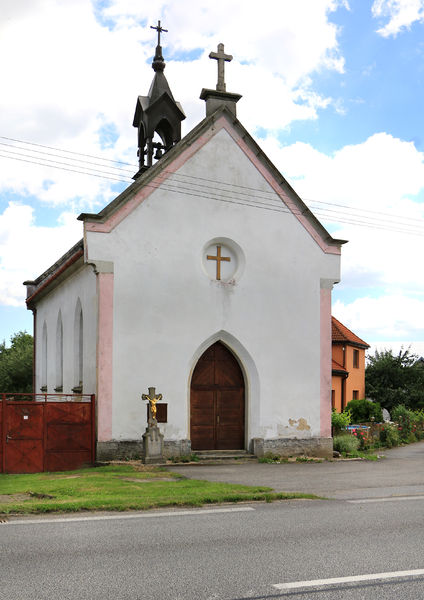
[0, 306, 33, 346]
[91, 0, 116, 32]
[167, 48, 203, 62]
[97, 121, 119, 150]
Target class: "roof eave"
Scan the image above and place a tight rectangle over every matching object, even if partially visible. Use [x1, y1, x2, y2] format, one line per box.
[24, 240, 85, 308]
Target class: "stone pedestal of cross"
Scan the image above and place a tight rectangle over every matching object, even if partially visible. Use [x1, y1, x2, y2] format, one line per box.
[141, 386, 164, 464]
[200, 42, 241, 117]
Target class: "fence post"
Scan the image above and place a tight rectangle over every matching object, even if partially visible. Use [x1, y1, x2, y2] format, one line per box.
[91, 394, 96, 464]
[1, 394, 5, 473]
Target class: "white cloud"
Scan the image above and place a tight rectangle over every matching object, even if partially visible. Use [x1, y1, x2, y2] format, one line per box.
[260, 133, 424, 341]
[0, 203, 82, 306]
[266, 133, 424, 211]
[368, 340, 424, 357]
[0, 0, 348, 206]
[0, 0, 352, 311]
[333, 294, 424, 339]
[372, 0, 424, 37]
[2, 0, 423, 349]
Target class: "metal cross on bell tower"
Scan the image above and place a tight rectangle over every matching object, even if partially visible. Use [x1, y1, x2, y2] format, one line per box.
[150, 20, 168, 46]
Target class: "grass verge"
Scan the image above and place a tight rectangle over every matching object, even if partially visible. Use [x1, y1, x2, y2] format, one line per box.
[0, 464, 319, 514]
[341, 450, 381, 461]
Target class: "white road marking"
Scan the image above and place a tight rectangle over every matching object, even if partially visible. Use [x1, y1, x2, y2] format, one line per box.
[347, 495, 424, 504]
[5, 505, 255, 526]
[273, 568, 424, 590]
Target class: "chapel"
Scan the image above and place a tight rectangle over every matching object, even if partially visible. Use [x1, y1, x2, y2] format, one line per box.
[24, 24, 344, 460]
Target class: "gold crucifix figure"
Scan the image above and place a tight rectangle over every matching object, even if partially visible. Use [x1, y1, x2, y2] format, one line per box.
[207, 245, 231, 280]
[142, 386, 162, 423]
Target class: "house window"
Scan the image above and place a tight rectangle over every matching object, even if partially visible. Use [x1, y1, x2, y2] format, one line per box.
[353, 349, 359, 368]
[352, 390, 359, 400]
[331, 390, 335, 409]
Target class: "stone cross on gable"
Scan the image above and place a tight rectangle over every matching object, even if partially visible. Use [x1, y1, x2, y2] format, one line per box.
[150, 20, 168, 46]
[209, 43, 233, 92]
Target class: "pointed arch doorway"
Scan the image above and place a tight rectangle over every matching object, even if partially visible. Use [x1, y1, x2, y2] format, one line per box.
[190, 341, 245, 450]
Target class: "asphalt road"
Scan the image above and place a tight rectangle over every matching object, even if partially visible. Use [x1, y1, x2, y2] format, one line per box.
[168, 440, 424, 500]
[1, 442, 424, 600]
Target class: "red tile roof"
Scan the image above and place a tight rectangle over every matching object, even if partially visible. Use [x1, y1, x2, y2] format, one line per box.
[332, 358, 348, 374]
[332, 316, 370, 348]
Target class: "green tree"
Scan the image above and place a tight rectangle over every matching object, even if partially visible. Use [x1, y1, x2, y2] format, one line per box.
[0, 331, 33, 393]
[345, 398, 383, 423]
[366, 348, 424, 412]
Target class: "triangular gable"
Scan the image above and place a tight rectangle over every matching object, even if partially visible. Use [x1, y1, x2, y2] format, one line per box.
[79, 107, 345, 255]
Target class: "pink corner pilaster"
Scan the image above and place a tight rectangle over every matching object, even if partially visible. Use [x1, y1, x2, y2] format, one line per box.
[97, 272, 114, 441]
[320, 284, 332, 437]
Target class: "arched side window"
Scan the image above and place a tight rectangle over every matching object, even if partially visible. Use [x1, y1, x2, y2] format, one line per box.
[41, 321, 48, 392]
[55, 311, 63, 392]
[73, 300, 83, 393]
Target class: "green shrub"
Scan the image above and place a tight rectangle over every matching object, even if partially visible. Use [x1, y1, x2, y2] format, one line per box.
[392, 405, 417, 442]
[258, 452, 283, 463]
[345, 399, 383, 423]
[415, 409, 424, 428]
[351, 428, 370, 450]
[331, 409, 352, 433]
[379, 424, 400, 448]
[333, 434, 359, 454]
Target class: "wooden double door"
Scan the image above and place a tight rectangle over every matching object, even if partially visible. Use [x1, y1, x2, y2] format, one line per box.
[190, 342, 245, 450]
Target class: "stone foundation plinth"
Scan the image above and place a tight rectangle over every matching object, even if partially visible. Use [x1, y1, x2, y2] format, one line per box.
[96, 440, 144, 461]
[96, 439, 191, 462]
[163, 439, 191, 458]
[251, 437, 333, 459]
[97, 437, 332, 461]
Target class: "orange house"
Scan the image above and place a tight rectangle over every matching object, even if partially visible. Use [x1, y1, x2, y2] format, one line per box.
[331, 317, 370, 412]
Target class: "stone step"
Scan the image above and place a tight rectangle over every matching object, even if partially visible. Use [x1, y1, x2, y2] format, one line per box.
[192, 450, 256, 462]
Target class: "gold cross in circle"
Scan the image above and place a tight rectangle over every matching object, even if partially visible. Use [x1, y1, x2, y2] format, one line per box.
[207, 245, 231, 280]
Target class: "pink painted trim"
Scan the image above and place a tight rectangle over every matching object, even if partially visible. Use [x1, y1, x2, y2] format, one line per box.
[85, 115, 340, 254]
[97, 272, 114, 441]
[320, 288, 332, 437]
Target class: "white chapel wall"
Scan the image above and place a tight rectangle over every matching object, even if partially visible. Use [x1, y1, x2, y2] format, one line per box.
[86, 127, 340, 445]
[34, 265, 97, 395]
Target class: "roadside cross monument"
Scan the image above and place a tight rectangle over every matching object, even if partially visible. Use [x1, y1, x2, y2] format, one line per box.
[142, 386, 163, 424]
[141, 386, 164, 464]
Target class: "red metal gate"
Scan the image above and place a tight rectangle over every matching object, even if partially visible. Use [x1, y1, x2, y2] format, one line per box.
[0, 393, 95, 473]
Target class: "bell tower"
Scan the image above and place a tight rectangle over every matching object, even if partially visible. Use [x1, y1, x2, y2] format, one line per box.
[133, 21, 185, 179]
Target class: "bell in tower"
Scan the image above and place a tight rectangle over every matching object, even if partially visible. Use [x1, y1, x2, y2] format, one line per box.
[133, 21, 186, 179]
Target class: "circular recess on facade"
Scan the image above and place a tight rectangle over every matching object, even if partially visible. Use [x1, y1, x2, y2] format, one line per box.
[202, 238, 245, 282]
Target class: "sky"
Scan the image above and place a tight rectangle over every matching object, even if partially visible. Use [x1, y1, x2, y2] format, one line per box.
[1, 0, 424, 356]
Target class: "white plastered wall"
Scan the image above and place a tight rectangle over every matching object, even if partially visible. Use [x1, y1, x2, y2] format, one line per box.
[34, 265, 97, 395]
[86, 127, 341, 444]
